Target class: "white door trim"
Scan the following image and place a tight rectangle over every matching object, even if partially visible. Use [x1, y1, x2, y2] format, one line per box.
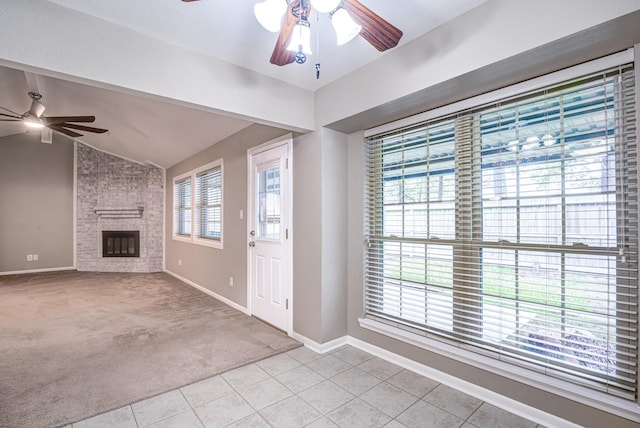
[247, 133, 293, 335]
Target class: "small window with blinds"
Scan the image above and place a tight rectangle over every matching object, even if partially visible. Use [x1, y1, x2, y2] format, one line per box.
[172, 159, 223, 248]
[364, 62, 638, 401]
[195, 163, 222, 242]
[173, 175, 192, 237]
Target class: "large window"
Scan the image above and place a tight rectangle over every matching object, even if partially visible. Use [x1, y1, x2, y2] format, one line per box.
[364, 60, 638, 401]
[173, 160, 223, 248]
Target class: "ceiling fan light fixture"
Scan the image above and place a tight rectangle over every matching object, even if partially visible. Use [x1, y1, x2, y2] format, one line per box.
[254, 0, 288, 33]
[331, 8, 361, 46]
[28, 98, 46, 118]
[310, 0, 341, 14]
[24, 118, 45, 129]
[286, 19, 312, 55]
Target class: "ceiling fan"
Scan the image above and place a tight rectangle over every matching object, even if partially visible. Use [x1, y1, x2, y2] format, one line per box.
[0, 91, 108, 138]
[181, 0, 402, 68]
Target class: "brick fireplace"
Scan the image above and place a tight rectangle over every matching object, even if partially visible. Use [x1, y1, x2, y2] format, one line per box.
[76, 143, 163, 272]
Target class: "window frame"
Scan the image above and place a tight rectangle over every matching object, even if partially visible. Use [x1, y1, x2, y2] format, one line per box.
[172, 159, 224, 249]
[361, 49, 640, 419]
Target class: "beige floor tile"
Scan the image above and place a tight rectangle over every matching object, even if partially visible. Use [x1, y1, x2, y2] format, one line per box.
[423, 384, 482, 419]
[131, 390, 190, 427]
[194, 392, 254, 428]
[72, 406, 137, 428]
[225, 412, 271, 428]
[386, 369, 439, 398]
[330, 367, 382, 395]
[257, 352, 302, 376]
[360, 382, 419, 418]
[180, 375, 234, 408]
[260, 395, 322, 428]
[396, 400, 463, 428]
[237, 377, 293, 410]
[145, 409, 203, 428]
[306, 355, 353, 378]
[298, 380, 355, 414]
[327, 398, 391, 428]
[221, 363, 270, 390]
[357, 357, 403, 380]
[466, 403, 537, 428]
[276, 365, 325, 393]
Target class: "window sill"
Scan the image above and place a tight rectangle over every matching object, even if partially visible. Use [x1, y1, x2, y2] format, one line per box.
[172, 235, 223, 250]
[358, 317, 640, 422]
[194, 237, 223, 250]
[172, 234, 192, 244]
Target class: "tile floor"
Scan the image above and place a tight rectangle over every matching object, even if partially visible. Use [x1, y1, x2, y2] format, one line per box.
[65, 345, 544, 428]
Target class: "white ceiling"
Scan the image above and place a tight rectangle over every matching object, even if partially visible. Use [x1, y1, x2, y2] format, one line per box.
[45, 0, 488, 90]
[0, 0, 488, 167]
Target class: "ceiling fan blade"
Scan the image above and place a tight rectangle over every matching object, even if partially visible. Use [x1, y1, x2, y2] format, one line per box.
[0, 106, 24, 117]
[0, 119, 22, 122]
[182, 0, 200, 2]
[57, 123, 108, 134]
[343, 0, 403, 52]
[48, 125, 83, 138]
[44, 115, 96, 124]
[270, 0, 302, 66]
[0, 112, 23, 120]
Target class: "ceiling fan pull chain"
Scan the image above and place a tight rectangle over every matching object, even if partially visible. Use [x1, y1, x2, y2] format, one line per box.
[315, 9, 321, 79]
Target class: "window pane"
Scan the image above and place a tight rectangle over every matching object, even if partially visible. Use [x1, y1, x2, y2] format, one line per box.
[195, 166, 222, 241]
[257, 166, 281, 239]
[174, 177, 192, 237]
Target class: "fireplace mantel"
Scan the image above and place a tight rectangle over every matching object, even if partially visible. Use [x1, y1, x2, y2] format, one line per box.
[94, 207, 144, 219]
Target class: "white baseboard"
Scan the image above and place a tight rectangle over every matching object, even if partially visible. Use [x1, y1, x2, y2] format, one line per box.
[165, 269, 249, 315]
[0, 266, 76, 276]
[290, 331, 348, 354]
[347, 336, 582, 428]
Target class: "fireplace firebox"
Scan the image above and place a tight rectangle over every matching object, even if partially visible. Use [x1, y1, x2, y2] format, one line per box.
[102, 231, 140, 257]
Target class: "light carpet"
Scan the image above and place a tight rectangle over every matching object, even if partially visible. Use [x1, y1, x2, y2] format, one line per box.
[0, 271, 300, 428]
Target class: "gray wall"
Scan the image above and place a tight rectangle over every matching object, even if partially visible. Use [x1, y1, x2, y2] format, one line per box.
[293, 131, 323, 341]
[292, 128, 348, 343]
[0, 132, 74, 273]
[165, 124, 290, 307]
[320, 128, 348, 342]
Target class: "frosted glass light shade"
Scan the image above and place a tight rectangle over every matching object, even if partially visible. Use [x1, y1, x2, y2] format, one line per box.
[24, 119, 44, 129]
[254, 0, 288, 33]
[286, 21, 312, 54]
[310, 0, 341, 13]
[331, 8, 361, 45]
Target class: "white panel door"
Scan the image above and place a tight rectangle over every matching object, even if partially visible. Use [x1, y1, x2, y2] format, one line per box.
[248, 139, 290, 332]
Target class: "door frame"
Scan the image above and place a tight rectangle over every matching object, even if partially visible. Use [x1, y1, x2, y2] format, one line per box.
[246, 133, 293, 335]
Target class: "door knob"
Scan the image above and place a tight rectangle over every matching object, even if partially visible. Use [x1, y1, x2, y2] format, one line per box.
[249, 241, 255, 247]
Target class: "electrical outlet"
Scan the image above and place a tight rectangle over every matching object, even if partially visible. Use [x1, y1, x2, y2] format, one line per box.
[33, 254, 38, 261]
[178, 259, 182, 266]
[27, 254, 33, 261]
[229, 276, 234, 287]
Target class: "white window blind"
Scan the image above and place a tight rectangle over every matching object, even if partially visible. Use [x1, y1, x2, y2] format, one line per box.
[364, 63, 638, 400]
[195, 166, 222, 241]
[174, 176, 192, 237]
